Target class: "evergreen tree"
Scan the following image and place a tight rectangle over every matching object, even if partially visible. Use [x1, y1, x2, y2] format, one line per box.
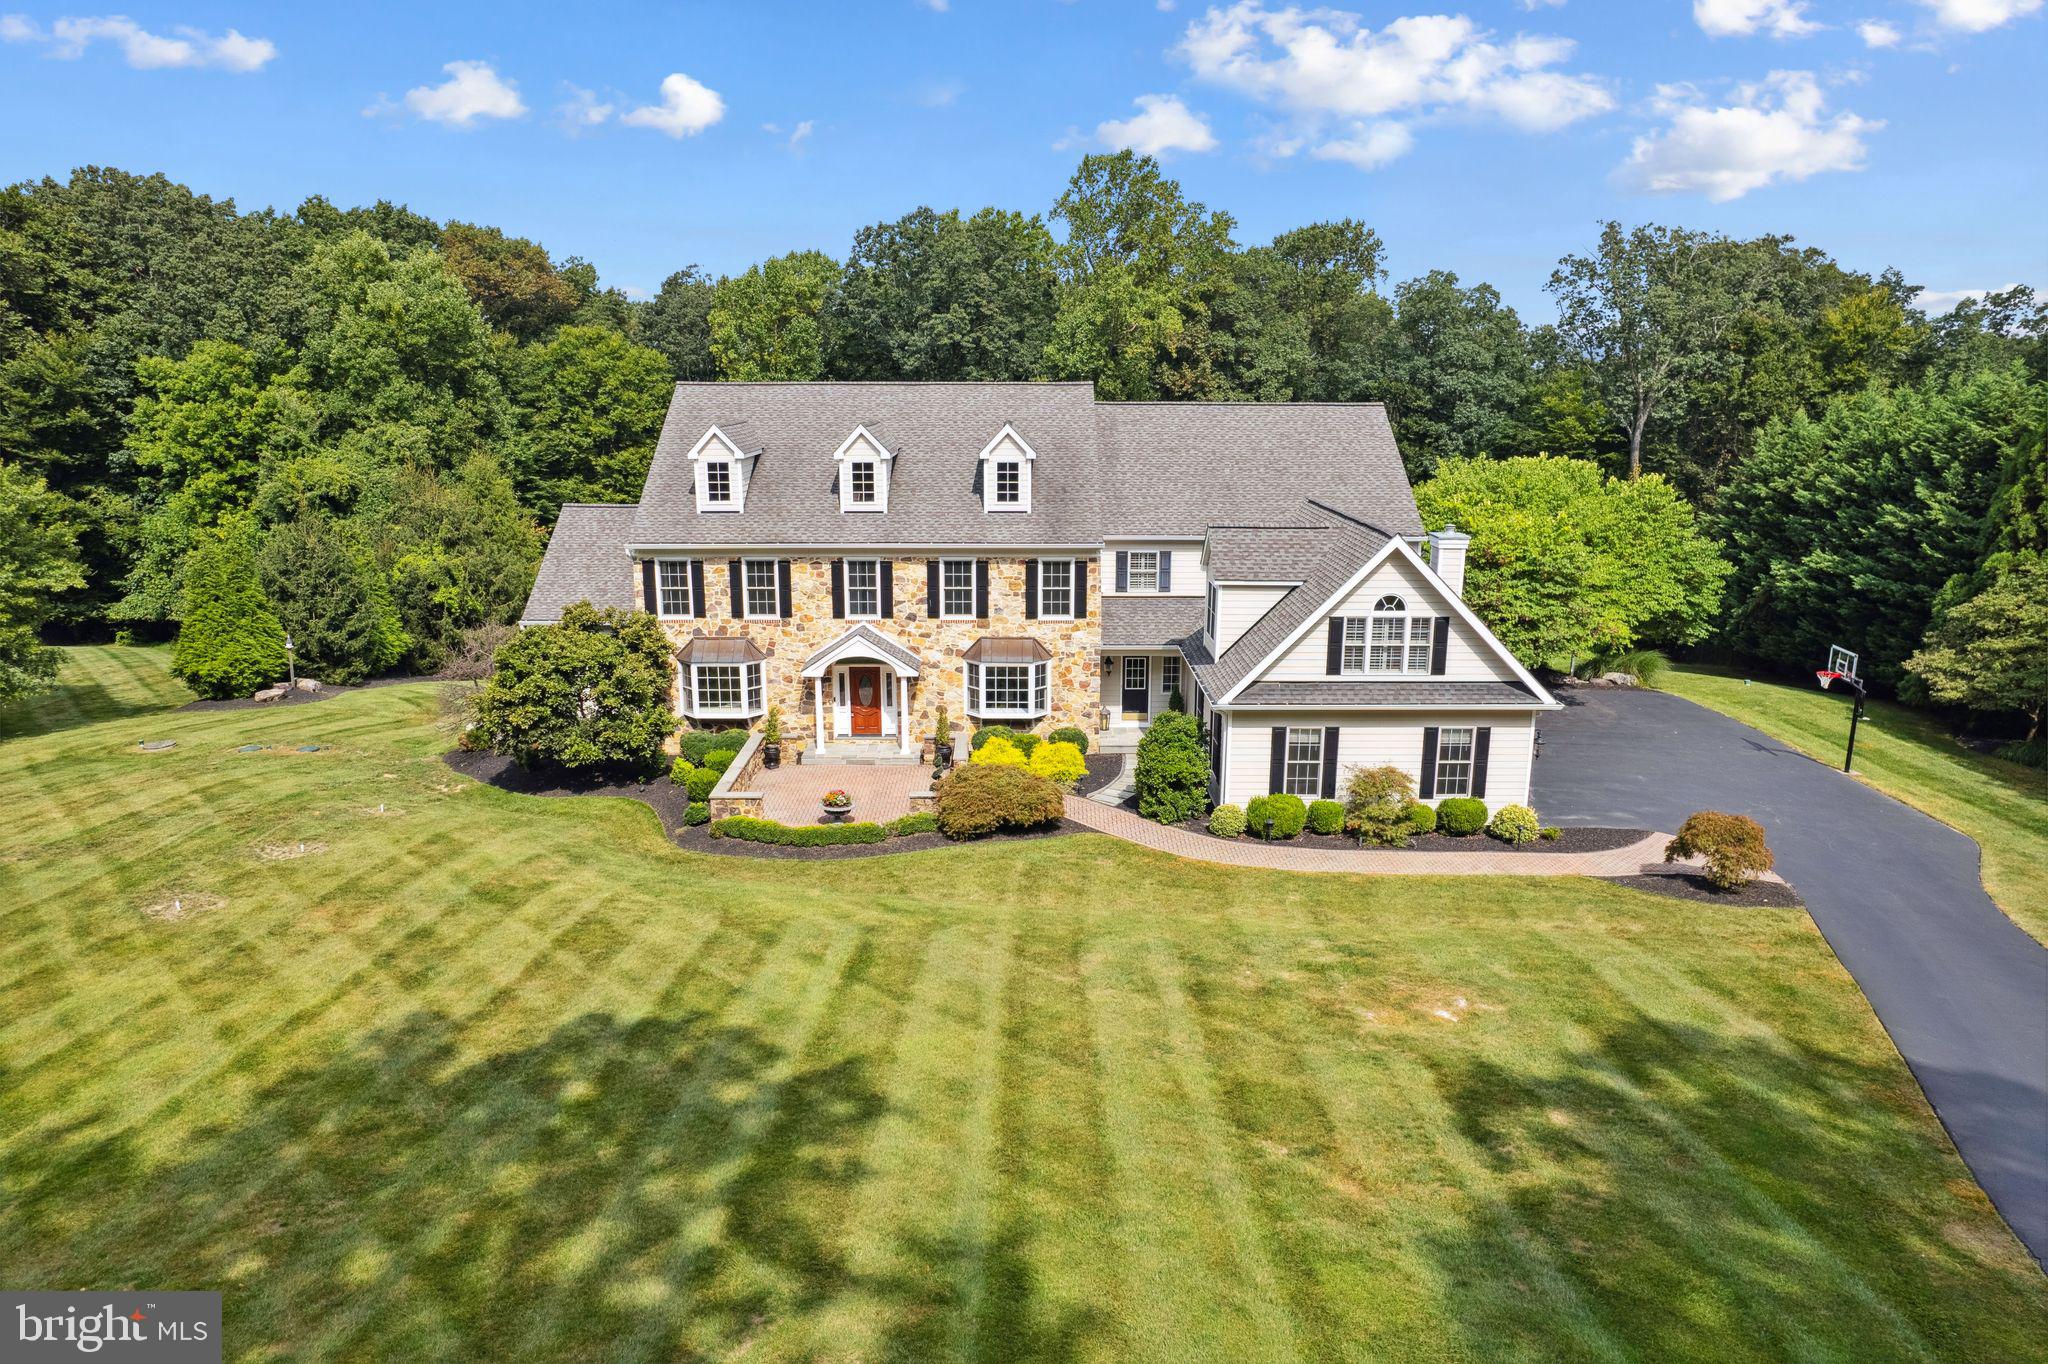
[170, 518, 286, 699]
[257, 513, 407, 684]
[473, 602, 673, 774]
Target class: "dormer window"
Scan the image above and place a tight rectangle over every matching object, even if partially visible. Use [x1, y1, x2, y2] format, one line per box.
[977, 424, 1036, 513]
[689, 426, 751, 513]
[704, 462, 732, 504]
[834, 426, 893, 512]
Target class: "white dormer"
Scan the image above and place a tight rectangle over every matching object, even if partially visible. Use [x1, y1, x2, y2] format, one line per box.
[689, 426, 753, 513]
[833, 425, 894, 513]
[977, 424, 1036, 513]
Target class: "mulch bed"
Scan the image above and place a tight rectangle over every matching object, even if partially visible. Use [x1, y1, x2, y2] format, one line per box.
[1072, 752, 1125, 799]
[182, 675, 436, 712]
[1144, 805, 1653, 855]
[442, 749, 1074, 859]
[1609, 871, 1804, 908]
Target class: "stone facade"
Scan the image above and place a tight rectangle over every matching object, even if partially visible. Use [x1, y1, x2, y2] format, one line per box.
[658, 555, 1102, 746]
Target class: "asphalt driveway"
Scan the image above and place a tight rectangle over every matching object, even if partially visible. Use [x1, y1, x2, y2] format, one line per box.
[1534, 686, 2048, 1264]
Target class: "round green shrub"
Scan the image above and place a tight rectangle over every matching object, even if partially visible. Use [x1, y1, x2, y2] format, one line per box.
[713, 728, 749, 752]
[1437, 797, 1488, 836]
[1487, 803, 1540, 845]
[1048, 726, 1089, 755]
[1306, 799, 1345, 836]
[970, 724, 1018, 751]
[677, 730, 719, 765]
[703, 747, 736, 774]
[684, 801, 710, 827]
[934, 764, 1065, 839]
[1246, 793, 1308, 839]
[670, 757, 696, 786]
[684, 766, 720, 801]
[1207, 803, 1247, 838]
[1664, 810, 1775, 890]
[1402, 799, 1437, 835]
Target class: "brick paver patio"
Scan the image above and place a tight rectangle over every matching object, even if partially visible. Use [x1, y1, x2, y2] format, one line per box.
[755, 762, 931, 825]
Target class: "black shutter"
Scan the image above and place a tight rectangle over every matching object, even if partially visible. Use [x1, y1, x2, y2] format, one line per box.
[1472, 727, 1491, 799]
[927, 559, 942, 618]
[727, 559, 742, 616]
[689, 560, 706, 618]
[1157, 552, 1172, 593]
[1430, 616, 1450, 676]
[1320, 726, 1340, 799]
[1076, 560, 1089, 619]
[1326, 618, 1345, 674]
[1419, 726, 1440, 799]
[830, 559, 845, 619]
[777, 560, 793, 619]
[640, 559, 657, 614]
[1268, 727, 1286, 797]
[880, 561, 894, 617]
[1115, 551, 1129, 593]
[975, 559, 989, 619]
[1024, 559, 1039, 620]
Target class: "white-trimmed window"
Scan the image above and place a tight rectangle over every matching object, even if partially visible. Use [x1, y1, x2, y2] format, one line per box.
[1127, 550, 1160, 593]
[743, 559, 780, 619]
[848, 461, 877, 506]
[1435, 726, 1475, 797]
[966, 661, 1049, 717]
[1283, 727, 1323, 797]
[994, 461, 1022, 506]
[1122, 656, 1148, 693]
[1341, 617, 1369, 674]
[1161, 656, 1181, 695]
[846, 558, 880, 618]
[1367, 595, 1432, 673]
[940, 558, 975, 619]
[1205, 583, 1218, 641]
[686, 662, 765, 717]
[656, 559, 693, 617]
[1039, 559, 1075, 619]
[704, 462, 733, 505]
[978, 424, 1037, 513]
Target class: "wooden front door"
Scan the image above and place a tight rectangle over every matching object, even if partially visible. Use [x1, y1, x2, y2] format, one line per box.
[848, 666, 883, 736]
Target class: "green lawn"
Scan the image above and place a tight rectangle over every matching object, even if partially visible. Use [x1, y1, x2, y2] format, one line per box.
[2, 647, 2043, 1363]
[1654, 663, 2048, 947]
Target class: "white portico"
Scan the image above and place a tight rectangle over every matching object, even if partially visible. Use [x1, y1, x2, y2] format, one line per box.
[799, 624, 923, 756]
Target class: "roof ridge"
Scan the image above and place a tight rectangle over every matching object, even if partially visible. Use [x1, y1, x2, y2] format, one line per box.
[1305, 498, 1396, 539]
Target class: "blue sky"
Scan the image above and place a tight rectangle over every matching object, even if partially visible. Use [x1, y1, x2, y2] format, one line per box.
[2, 1, 2042, 319]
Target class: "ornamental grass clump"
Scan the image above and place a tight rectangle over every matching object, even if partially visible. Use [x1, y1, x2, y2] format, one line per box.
[1665, 810, 1775, 890]
[1344, 765, 1416, 847]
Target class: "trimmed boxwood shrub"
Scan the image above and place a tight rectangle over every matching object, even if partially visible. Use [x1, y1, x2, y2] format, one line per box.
[886, 811, 939, 837]
[1246, 793, 1308, 839]
[684, 766, 720, 801]
[1306, 799, 1345, 836]
[1028, 740, 1087, 789]
[678, 727, 749, 765]
[1437, 797, 1488, 836]
[1665, 810, 1774, 889]
[971, 735, 1027, 768]
[711, 816, 887, 846]
[934, 764, 1064, 839]
[1488, 803, 1540, 845]
[684, 801, 710, 827]
[1208, 803, 1247, 838]
[1133, 711, 1210, 825]
[1402, 800, 1437, 835]
[969, 724, 1018, 751]
[670, 757, 696, 786]
[703, 747, 736, 774]
[1048, 726, 1089, 755]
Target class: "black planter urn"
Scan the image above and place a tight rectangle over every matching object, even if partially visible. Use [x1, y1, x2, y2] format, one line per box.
[763, 742, 782, 769]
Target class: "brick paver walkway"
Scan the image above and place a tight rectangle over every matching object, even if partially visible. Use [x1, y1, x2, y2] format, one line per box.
[755, 763, 931, 825]
[1063, 795, 1729, 878]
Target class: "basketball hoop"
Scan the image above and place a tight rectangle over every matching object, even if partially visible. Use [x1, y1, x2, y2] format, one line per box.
[1819, 645, 1867, 773]
[1816, 670, 1838, 690]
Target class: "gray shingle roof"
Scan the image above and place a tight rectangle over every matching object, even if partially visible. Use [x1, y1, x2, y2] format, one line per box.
[1231, 680, 1546, 708]
[1095, 403, 1421, 539]
[1205, 524, 1334, 582]
[520, 504, 638, 622]
[1188, 510, 1391, 700]
[631, 382, 1103, 548]
[801, 623, 923, 675]
[1100, 595, 1205, 648]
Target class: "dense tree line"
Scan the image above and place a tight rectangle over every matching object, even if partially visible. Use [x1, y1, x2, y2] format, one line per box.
[0, 158, 2041, 748]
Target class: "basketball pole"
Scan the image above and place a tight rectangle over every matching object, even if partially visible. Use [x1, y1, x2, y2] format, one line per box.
[1840, 674, 1866, 773]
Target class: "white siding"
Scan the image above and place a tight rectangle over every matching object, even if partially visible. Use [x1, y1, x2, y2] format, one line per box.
[1220, 709, 1537, 810]
[1100, 540, 1203, 596]
[1263, 554, 1512, 684]
[1100, 649, 1183, 724]
[1212, 584, 1288, 653]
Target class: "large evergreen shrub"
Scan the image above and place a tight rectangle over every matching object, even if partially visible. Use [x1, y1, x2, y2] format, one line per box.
[1133, 711, 1210, 824]
[170, 519, 287, 699]
[258, 512, 408, 684]
[472, 602, 673, 774]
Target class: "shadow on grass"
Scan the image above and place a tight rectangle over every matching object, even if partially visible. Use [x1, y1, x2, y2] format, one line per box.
[1418, 1015, 2047, 1362]
[1, 1010, 1102, 1362]
[0, 674, 172, 742]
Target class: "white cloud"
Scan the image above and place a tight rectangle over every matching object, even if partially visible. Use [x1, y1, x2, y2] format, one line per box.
[1857, 18, 1904, 44]
[556, 83, 614, 132]
[786, 119, 814, 151]
[1621, 70, 1880, 200]
[1518, 0, 1567, 8]
[1, 13, 275, 70]
[1693, 0, 1822, 37]
[1174, 3, 1610, 170]
[1915, 0, 2042, 30]
[1913, 283, 2021, 312]
[1095, 93, 1218, 155]
[621, 72, 724, 138]
[919, 0, 950, 10]
[393, 59, 525, 127]
[1311, 121, 1415, 168]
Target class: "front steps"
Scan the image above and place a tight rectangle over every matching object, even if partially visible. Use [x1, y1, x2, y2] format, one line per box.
[807, 739, 923, 767]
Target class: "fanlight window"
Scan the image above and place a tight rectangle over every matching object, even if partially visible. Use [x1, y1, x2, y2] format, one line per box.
[1367, 594, 1432, 673]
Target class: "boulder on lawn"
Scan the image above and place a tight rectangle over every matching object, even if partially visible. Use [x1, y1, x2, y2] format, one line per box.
[253, 685, 289, 703]
[294, 677, 323, 692]
[1597, 672, 1639, 687]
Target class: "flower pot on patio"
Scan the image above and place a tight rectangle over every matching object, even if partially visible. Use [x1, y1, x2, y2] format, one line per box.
[820, 791, 854, 823]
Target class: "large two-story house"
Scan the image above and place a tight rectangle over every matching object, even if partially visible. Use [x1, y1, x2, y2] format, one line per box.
[519, 382, 1558, 809]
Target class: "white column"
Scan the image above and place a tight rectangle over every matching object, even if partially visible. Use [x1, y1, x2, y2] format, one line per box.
[813, 675, 826, 756]
[899, 674, 912, 756]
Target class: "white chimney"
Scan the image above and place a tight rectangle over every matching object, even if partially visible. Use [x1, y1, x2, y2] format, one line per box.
[1427, 525, 1469, 598]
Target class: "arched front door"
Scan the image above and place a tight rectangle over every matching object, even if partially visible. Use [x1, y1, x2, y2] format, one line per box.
[848, 666, 883, 736]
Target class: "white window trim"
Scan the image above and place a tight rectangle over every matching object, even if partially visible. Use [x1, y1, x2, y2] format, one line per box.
[684, 661, 765, 719]
[1161, 655, 1182, 695]
[1205, 582, 1218, 644]
[1434, 726, 1476, 797]
[1282, 726, 1323, 798]
[655, 558, 694, 619]
[1037, 557, 1076, 620]
[742, 558, 781, 621]
[939, 557, 976, 621]
[1364, 594, 1433, 675]
[976, 423, 1036, 513]
[689, 427, 749, 513]
[833, 426, 894, 513]
[1126, 549, 1161, 594]
[965, 659, 1050, 719]
[844, 557, 882, 620]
